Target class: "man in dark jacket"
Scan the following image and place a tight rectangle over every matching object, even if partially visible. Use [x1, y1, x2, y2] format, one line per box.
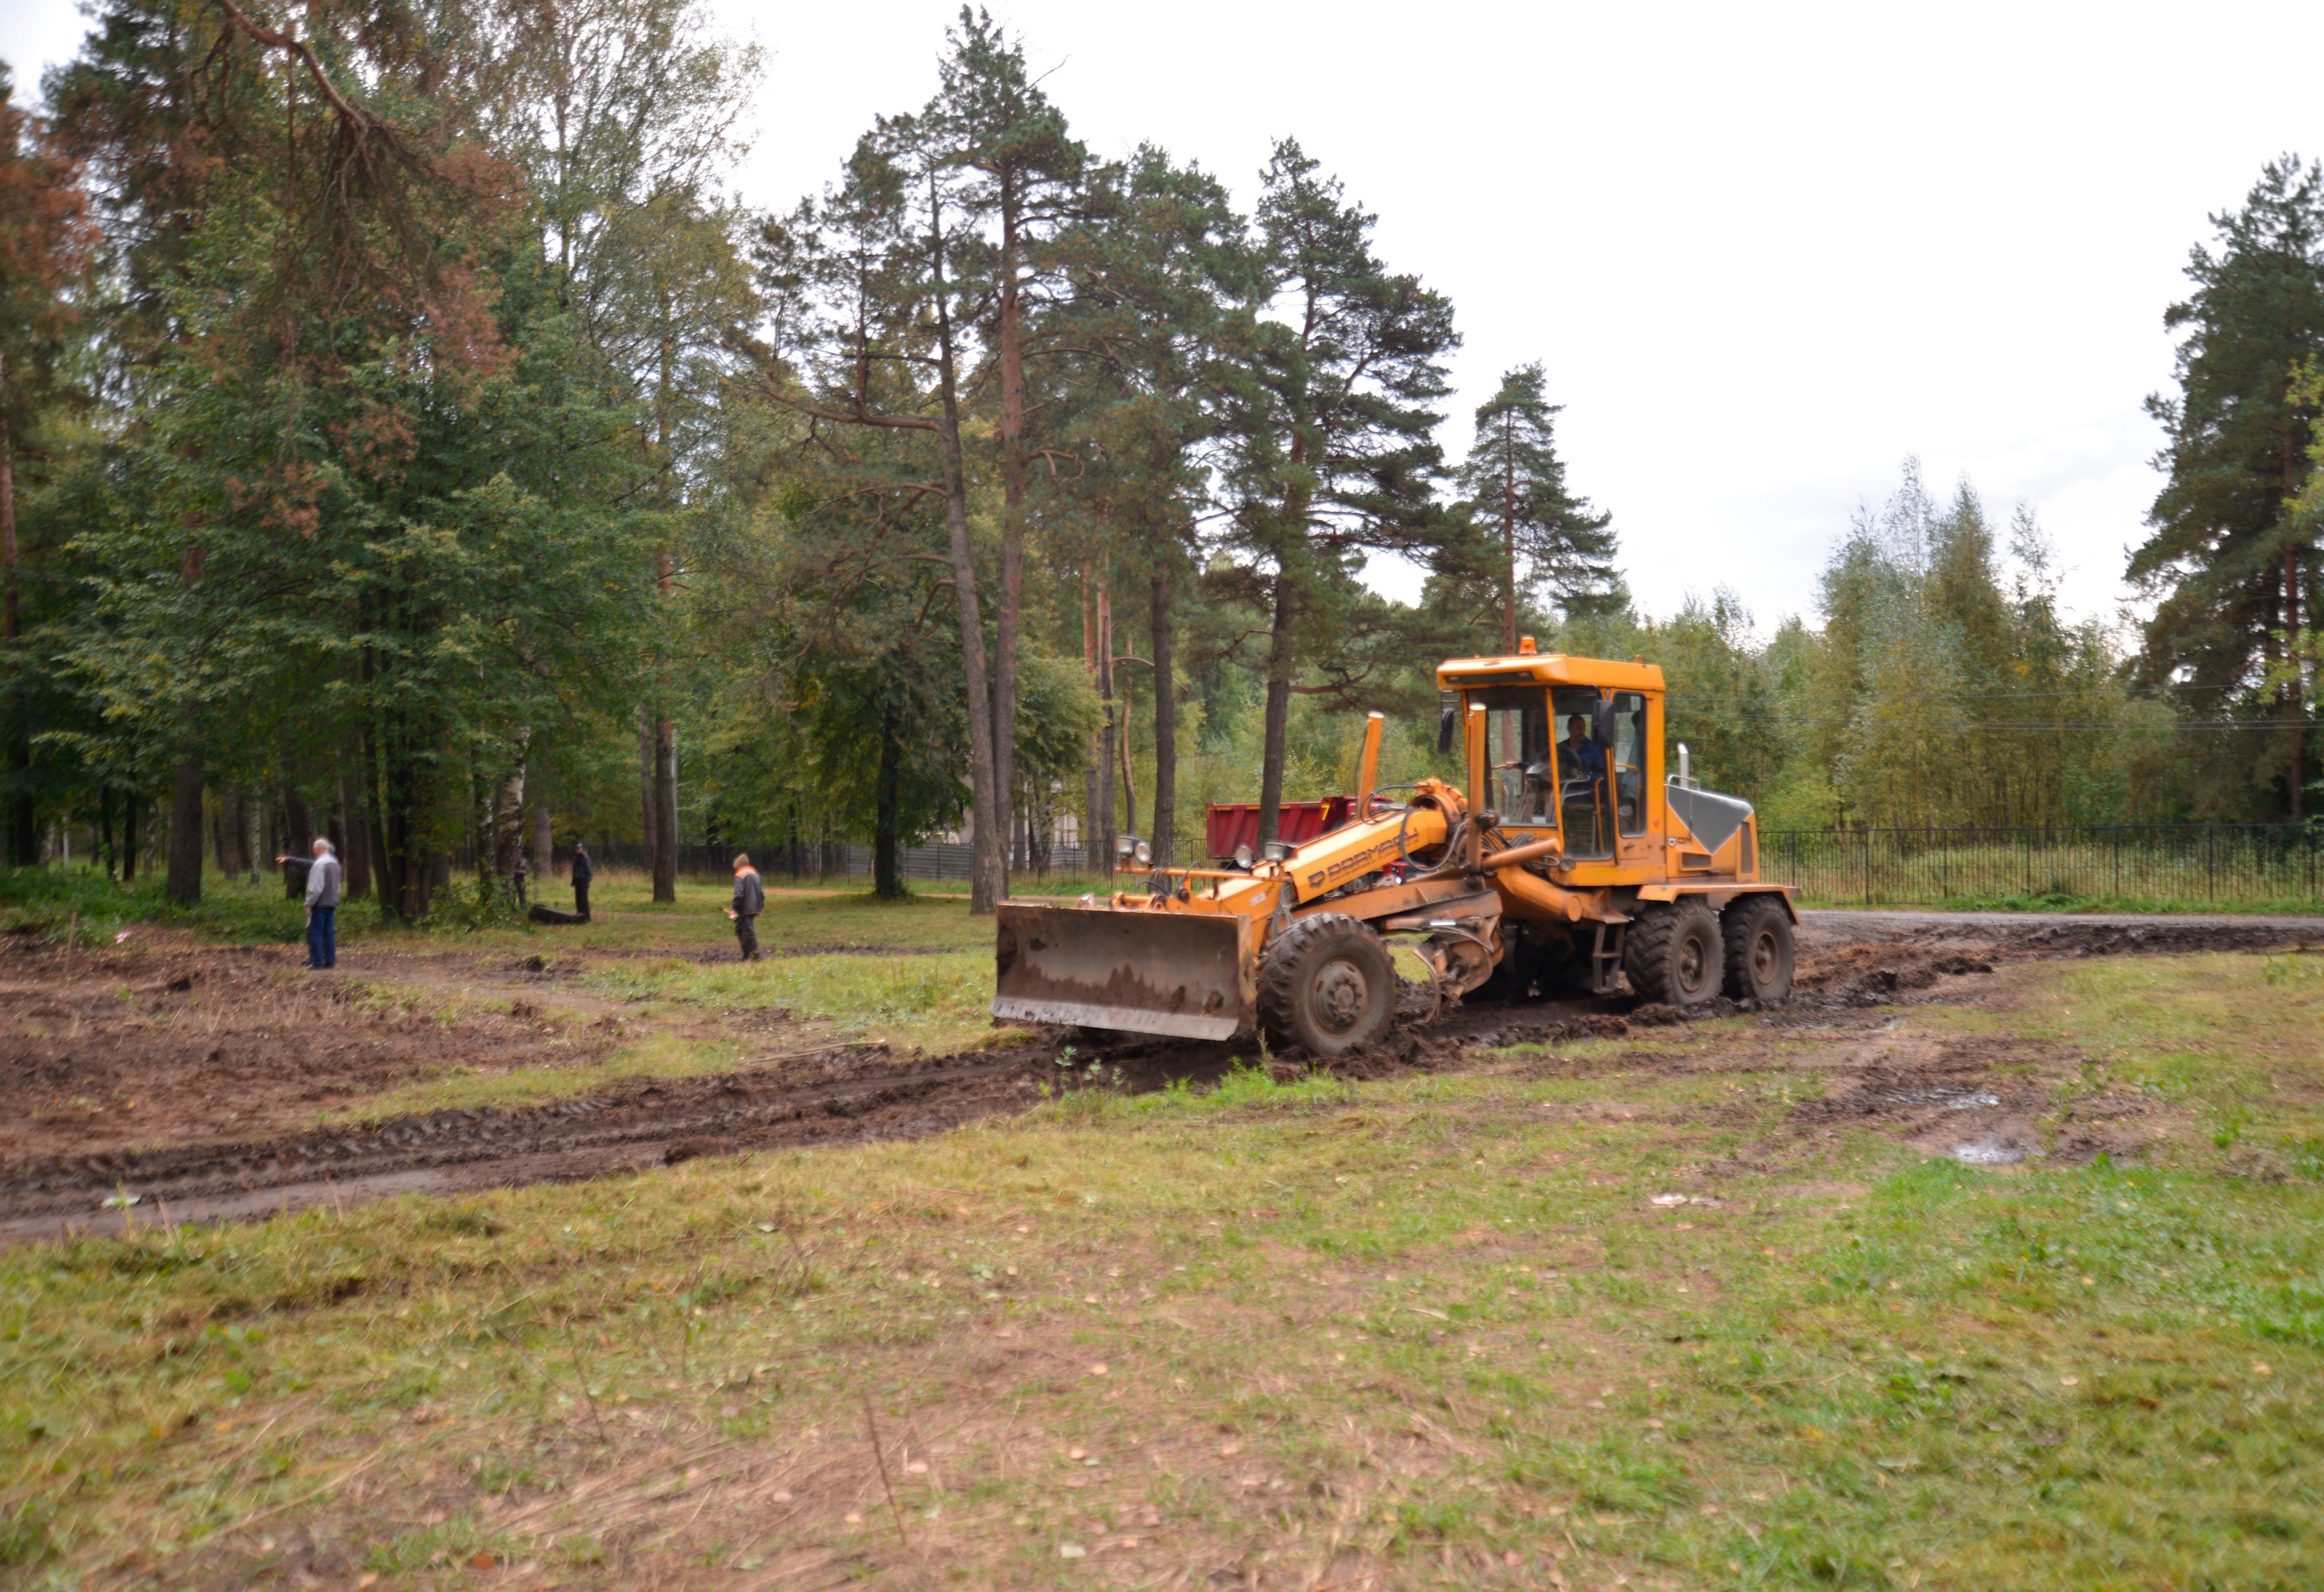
[570, 841, 594, 921]
[726, 852, 764, 961]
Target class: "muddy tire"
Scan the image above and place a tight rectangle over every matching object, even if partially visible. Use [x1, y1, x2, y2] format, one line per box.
[1623, 901, 1723, 1008]
[1722, 895, 1795, 1007]
[1258, 913, 1396, 1059]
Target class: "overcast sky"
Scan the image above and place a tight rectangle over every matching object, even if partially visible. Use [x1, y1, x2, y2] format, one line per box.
[9, 0, 2324, 634]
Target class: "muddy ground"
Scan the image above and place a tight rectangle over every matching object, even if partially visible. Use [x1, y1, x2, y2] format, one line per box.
[1, 911, 2315, 1242]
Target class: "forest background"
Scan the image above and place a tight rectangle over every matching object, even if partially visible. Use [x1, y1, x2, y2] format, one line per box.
[0, 0, 2317, 917]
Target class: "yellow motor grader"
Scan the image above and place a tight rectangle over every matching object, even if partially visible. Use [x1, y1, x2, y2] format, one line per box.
[993, 646, 1797, 1058]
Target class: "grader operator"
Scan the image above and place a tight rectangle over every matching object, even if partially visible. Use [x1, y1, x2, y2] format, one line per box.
[993, 644, 1797, 1059]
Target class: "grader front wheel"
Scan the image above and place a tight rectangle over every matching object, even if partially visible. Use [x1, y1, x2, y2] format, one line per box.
[1258, 913, 1396, 1059]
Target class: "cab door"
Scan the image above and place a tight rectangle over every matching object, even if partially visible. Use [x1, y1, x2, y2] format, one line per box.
[1611, 689, 1660, 869]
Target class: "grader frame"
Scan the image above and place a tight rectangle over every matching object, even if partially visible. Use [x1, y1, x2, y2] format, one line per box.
[993, 646, 1797, 1057]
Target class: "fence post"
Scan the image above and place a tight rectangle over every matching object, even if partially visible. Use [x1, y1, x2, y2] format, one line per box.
[2206, 826, 2216, 900]
[1863, 829, 1873, 907]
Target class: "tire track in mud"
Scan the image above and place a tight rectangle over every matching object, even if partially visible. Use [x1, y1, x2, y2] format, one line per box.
[8, 915, 2313, 1241]
[0, 1045, 1049, 1241]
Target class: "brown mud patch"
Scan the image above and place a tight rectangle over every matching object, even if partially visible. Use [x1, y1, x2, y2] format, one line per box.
[0, 940, 620, 1167]
[4, 914, 2303, 1240]
[1791, 944, 1995, 1008]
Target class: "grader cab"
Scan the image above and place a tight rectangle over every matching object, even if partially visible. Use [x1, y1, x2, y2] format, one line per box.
[992, 646, 1797, 1058]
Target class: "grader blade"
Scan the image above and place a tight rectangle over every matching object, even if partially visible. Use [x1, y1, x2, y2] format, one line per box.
[993, 903, 1250, 1040]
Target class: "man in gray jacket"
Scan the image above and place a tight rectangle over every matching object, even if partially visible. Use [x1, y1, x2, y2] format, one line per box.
[726, 852, 764, 962]
[303, 838, 343, 969]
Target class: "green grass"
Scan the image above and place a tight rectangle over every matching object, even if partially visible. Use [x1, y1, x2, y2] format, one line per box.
[4, 952, 2321, 1587]
[1830, 889, 2324, 917]
[0, 864, 363, 946]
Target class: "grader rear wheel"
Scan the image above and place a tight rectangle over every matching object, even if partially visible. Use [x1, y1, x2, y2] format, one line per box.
[1258, 913, 1396, 1059]
[1722, 895, 1795, 1006]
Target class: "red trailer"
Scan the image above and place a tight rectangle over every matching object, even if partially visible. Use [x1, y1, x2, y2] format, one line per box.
[1204, 797, 1354, 862]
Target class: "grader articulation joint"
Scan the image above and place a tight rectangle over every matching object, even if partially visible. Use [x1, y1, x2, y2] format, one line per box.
[992, 650, 1797, 1057]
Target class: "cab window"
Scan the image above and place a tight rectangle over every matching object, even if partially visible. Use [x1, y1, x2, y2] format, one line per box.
[1469, 687, 1552, 827]
[1612, 691, 1649, 836]
[1550, 685, 1612, 858]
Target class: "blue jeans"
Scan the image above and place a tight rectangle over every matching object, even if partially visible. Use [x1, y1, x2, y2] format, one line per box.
[306, 906, 337, 968]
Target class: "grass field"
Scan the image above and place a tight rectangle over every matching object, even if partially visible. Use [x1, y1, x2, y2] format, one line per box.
[3, 944, 2320, 1588]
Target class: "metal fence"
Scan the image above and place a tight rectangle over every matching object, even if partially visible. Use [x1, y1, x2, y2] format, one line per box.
[556, 841, 1092, 885]
[562, 826, 2323, 909]
[1762, 825, 2323, 909]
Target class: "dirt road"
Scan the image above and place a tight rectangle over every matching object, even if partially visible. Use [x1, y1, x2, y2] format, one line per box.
[2, 911, 2313, 1243]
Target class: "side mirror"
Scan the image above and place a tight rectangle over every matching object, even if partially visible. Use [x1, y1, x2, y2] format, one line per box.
[1437, 700, 1457, 755]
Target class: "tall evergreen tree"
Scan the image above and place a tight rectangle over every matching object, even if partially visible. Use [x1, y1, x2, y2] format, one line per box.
[1445, 363, 1621, 649]
[1052, 145, 1256, 865]
[2131, 156, 2324, 820]
[1226, 138, 1457, 842]
[0, 64, 96, 867]
[925, 7, 1096, 899]
[756, 126, 1009, 910]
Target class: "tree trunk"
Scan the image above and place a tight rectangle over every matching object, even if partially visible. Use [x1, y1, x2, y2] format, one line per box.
[1503, 415, 1519, 652]
[227, 786, 250, 878]
[282, 784, 312, 899]
[992, 201, 1024, 908]
[1258, 568, 1297, 843]
[653, 716, 678, 901]
[1083, 565, 1106, 877]
[326, 784, 347, 875]
[926, 186, 1004, 915]
[1094, 571, 1117, 875]
[5, 750, 28, 869]
[2288, 547, 2305, 823]
[1, 386, 31, 870]
[165, 758, 204, 905]
[531, 799, 553, 888]
[874, 699, 903, 899]
[1118, 656, 1139, 840]
[122, 795, 138, 883]
[0, 361, 15, 652]
[638, 708, 659, 889]
[493, 741, 527, 891]
[341, 782, 369, 900]
[382, 735, 424, 921]
[1150, 566, 1177, 867]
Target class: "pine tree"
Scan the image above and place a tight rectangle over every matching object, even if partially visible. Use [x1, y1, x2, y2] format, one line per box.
[924, 7, 1096, 899]
[1446, 364, 1621, 649]
[756, 126, 1008, 910]
[1226, 139, 1457, 843]
[0, 64, 95, 867]
[2131, 157, 2324, 820]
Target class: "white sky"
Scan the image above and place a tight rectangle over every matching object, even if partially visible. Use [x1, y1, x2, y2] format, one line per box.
[11, 0, 2324, 633]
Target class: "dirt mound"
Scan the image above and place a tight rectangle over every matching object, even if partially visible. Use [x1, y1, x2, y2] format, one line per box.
[2000, 919, 2314, 957]
[1792, 942, 1995, 1008]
